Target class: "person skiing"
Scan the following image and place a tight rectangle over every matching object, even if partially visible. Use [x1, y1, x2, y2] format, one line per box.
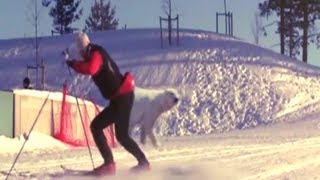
[65, 32, 150, 175]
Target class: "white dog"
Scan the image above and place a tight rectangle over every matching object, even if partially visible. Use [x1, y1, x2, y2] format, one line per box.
[129, 87, 179, 147]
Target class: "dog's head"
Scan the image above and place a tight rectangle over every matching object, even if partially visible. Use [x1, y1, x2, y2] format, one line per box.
[159, 88, 179, 112]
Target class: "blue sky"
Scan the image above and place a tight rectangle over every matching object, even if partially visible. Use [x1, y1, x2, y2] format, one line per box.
[0, 0, 319, 66]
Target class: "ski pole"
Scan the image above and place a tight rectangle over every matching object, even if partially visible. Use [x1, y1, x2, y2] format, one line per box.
[62, 48, 72, 76]
[63, 52, 95, 169]
[74, 92, 95, 169]
[6, 92, 51, 180]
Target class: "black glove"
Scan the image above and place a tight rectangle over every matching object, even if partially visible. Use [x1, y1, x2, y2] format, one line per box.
[66, 60, 74, 67]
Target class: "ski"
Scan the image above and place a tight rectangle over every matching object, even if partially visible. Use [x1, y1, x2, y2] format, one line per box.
[60, 165, 97, 176]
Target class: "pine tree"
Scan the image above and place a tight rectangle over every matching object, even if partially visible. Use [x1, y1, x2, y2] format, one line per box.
[259, 0, 320, 62]
[84, 0, 118, 32]
[297, 0, 320, 63]
[42, 0, 83, 35]
[282, 0, 300, 58]
[259, 0, 287, 55]
[260, 0, 303, 58]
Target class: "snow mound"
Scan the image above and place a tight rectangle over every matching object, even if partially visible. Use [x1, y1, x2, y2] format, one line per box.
[0, 132, 69, 154]
[1, 29, 320, 136]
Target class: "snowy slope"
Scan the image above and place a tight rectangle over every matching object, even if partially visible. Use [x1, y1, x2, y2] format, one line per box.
[1, 29, 320, 179]
[1, 29, 320, 136]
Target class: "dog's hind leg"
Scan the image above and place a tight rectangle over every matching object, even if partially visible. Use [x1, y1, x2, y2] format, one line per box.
[148, 131, 158, 148]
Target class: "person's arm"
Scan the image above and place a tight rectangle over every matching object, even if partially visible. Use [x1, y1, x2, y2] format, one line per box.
[69, 51, 103, 75]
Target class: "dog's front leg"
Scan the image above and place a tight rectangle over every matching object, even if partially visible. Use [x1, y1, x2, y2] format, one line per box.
[140, 125, 147, 145]
[141, 106, 159, 146]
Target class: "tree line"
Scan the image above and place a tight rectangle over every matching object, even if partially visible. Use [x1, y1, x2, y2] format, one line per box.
[41, 0, 118, 34]
[259, 0, 320, 63]
[38, 0, 320, 63]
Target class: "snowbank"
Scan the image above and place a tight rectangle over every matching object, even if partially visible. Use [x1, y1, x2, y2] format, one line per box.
[0, 132, 69, 154]
[1, 29, 320, 136]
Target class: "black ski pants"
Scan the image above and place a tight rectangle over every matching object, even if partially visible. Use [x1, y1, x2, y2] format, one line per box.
[90, 92, 147, 164]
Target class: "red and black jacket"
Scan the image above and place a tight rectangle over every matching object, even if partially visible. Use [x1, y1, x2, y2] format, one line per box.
[71, 44, 134, 100]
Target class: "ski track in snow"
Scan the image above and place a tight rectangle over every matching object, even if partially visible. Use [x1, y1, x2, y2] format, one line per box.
[1, 116, 320, 180]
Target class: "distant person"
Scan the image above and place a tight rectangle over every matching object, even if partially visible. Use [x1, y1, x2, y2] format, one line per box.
[65, 32, 150, 175]
[23, 77, 32, 89]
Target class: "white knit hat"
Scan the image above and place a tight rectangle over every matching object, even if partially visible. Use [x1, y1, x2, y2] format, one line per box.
[75, 32, 90, 53]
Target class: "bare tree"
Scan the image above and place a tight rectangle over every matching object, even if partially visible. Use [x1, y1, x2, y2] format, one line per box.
[162, 0, 173, 17]
[251, 11, 263, 45]
[162, 0, 178, 45]
[26, 0, 42, 88]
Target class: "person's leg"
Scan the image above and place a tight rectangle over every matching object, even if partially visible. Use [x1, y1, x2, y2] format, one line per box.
[113, 92, 149, 164]
[90, 103, 116, 164]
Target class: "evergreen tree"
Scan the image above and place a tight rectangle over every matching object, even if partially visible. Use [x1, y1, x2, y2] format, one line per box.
[297, 0, 320, 63]
[283, 1, 300, 58]
[259, 0, 287, 55]
[84, 0, 118, 32]
[259, 0, 320, 62]
[42, 0, 83, 35]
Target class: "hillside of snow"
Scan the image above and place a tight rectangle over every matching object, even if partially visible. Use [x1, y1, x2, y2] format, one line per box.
[1, 29, 320, 136]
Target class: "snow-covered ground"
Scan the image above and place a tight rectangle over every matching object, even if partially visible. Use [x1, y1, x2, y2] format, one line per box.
[1, 29, 320, 179]
[1, 117, 320, 179]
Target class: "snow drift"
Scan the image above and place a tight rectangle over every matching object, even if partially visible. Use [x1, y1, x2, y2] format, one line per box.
[1, 29, 320, 136]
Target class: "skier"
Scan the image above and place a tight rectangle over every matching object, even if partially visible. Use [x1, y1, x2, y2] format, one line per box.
[65, 32, 150, 175]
